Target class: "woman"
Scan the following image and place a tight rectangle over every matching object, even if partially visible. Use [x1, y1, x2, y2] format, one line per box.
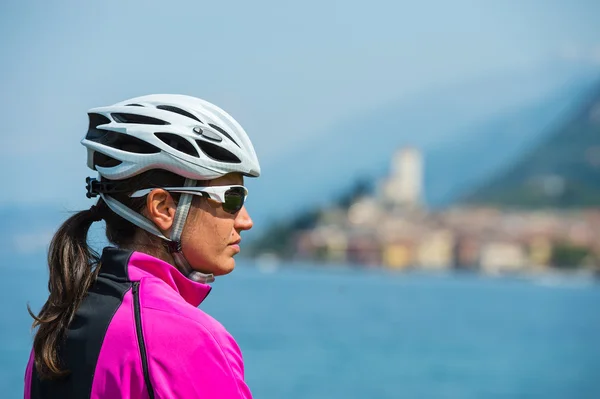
[24, 94, 261, 398]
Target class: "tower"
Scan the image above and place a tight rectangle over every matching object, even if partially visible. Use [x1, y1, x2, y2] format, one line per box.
[381, 147, 423, 208]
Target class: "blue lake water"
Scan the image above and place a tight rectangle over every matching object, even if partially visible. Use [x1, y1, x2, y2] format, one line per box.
[2, 253, 599, 398]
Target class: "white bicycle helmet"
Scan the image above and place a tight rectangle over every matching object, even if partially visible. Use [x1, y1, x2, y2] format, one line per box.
[81, 94, 261, 283]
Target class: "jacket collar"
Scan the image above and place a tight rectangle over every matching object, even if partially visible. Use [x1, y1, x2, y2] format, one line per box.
[100, 247, 212, 307]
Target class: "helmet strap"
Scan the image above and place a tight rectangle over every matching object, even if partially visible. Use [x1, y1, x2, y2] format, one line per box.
[168, 178, 215, 283]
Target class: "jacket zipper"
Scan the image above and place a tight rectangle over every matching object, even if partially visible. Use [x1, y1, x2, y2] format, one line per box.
[133, 281, 156, 399]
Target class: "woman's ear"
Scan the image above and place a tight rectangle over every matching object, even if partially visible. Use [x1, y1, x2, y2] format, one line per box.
[145, 189, 177, 234]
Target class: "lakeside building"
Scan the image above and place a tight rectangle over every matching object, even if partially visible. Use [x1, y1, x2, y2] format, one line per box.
[292, 147, 600, 274]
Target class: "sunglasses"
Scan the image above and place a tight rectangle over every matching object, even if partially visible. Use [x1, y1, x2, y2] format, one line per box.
[130, 185, 248, 214]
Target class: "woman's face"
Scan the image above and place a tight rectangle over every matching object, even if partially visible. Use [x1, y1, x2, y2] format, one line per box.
[180, 173, 253, 276]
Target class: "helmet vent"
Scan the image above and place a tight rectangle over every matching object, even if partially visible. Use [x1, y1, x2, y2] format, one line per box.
[94, 152, 122, 168]
[86, 113, 113, 140]
[157, 105, 203, 123]
[90, 131, 161, 154]
[111, 113, 169, 125]
[196, 140, 241, 163]
[155, 133, 199, 157]
[208, 124, 239, 147]
[125, 104, 144, 107]
[89, 113, 112, 129]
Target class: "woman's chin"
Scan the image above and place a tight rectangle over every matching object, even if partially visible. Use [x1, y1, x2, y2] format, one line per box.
[200, 259, 235, 277]
[216, 260, 236, 276]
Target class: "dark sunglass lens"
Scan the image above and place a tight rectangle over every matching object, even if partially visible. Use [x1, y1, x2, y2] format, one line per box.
[223, 187, 246, 213]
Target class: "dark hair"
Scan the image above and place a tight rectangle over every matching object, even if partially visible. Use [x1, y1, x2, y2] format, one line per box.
[28, 169, 186, 380]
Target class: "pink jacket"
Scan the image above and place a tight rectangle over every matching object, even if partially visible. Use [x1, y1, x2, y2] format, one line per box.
[25, 247, 253, 398]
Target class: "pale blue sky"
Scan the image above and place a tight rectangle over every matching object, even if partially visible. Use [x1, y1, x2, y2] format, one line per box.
[1, 0, 599, 211]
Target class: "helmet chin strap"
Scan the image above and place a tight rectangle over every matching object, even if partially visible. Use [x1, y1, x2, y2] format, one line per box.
[168, 178, 215, 283]
[99, 178, 215, 284]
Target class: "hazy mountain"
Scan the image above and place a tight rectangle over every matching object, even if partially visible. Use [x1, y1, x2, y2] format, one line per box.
[422, 83, 595, 207]
[461, 79, 600, 208]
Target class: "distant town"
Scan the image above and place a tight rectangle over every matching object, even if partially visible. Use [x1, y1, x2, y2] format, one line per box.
[267, 147, 600, 276]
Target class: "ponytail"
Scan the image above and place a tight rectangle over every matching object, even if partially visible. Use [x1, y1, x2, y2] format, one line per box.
[28, 206, 102, 380]
[28, 169, 187, 380]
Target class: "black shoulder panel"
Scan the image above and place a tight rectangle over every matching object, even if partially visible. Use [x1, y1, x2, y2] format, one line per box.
[30, 248, 133, 398]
